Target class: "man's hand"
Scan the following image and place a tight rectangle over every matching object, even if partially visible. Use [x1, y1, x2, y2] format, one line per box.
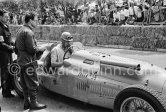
[38, 44, 51, 52]
[63, 61, 71, 67]
[38, 46, 46, 52]
[37, 60, 44, 66]
[9, 46, 14, 53]
[45, 44, 52, 51]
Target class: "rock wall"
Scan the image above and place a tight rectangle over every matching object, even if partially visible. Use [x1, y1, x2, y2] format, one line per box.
[10, 25, 166, 50]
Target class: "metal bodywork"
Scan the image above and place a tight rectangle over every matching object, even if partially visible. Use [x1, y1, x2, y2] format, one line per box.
[37, 45, 166, 109]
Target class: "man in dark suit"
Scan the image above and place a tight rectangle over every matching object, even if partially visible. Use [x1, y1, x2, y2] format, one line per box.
[0, 9, 15, 98]
[15, 12, 47, 110]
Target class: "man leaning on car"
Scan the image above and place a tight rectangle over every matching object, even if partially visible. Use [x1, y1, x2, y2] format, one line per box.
[15, 11, 47, 110]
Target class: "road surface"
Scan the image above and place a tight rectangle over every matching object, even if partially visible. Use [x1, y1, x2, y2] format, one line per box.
[0, 46, 166, 112]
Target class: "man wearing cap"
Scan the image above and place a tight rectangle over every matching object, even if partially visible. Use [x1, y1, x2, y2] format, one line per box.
[51, 32, 73, 68]
[15, 12, 47, 110]
[0, 9, 15, 98]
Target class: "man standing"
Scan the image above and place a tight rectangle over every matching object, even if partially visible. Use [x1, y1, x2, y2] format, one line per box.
[15, 12, 47, 110]
[0, 9, 15, 98]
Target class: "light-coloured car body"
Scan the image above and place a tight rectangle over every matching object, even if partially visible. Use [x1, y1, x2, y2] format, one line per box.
[36, 43, 166, 110]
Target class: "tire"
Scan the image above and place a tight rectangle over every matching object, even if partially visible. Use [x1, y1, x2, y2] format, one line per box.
[13, 73, 23, 98]
[113, 85, 166, 112]
[11, 60, 23, 98]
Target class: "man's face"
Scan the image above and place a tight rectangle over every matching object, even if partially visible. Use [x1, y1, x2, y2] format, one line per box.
[30, 16, 38, 28]
[62, 39, 73, 48]
[2, 13, 9, 24]
[64, 41, 73, 48]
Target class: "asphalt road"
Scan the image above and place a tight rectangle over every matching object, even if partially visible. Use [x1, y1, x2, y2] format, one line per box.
[0, 46, 166, 112]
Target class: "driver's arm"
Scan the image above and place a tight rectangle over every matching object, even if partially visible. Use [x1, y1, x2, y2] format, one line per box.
[51, 47, 63, 67]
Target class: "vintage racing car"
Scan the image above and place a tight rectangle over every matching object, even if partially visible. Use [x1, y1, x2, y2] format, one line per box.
[12, 42, 166, 112]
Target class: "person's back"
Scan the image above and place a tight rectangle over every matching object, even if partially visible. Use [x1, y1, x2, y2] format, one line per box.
[15, 12, 47, 111]
[51, 44, 64, 65]
[16, 25, 36, 66]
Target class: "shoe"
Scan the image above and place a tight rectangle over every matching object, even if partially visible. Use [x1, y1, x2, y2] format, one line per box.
[30, 101, 47, 110]
[24, 100, 30, 110]
[29, 90, 47, 110]
[24, 103, 30, 110]
[3, 93, 15, 98]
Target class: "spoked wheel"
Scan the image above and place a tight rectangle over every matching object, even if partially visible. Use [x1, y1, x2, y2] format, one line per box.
[13, 73, 23, 98]
[114, 85, 166, 112]
[120, 97, 155, 112]
[11, 60, 23, 98]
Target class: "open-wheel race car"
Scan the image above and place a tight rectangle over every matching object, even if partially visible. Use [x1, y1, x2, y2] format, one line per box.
[12, 42, 166, 112]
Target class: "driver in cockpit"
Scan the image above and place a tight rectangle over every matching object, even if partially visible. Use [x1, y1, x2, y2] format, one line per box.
[51, 32, 73, 68]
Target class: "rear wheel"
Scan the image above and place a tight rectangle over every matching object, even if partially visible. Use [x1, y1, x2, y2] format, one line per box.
[114, 85, 166, 112]
[11, 60, 23, 98]
[13, 72, 23, 98]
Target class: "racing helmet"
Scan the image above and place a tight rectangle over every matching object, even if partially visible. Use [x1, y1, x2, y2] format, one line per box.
[61, 32, 73, 42]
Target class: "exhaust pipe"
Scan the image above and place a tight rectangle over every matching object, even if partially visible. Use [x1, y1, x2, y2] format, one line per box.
[101, 60, 141, 70]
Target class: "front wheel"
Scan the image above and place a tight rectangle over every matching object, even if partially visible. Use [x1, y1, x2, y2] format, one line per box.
[114, 85, 166, 112]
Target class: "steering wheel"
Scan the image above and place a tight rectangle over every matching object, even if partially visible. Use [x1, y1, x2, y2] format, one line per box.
[63, 45, 73, 60]
[63, 45, 82, 60]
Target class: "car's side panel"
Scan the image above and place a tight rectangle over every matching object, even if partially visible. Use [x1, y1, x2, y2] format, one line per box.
[68, 57, 100, 103]
[73, 75, 88, 102]
[38, 68, 70, 97]
[38, 52, 133, 109]
[36, 47, 166, 112]
[87, 76, 109, 108]
[100, 63, 143, 84]
[97, 76, 129, 108]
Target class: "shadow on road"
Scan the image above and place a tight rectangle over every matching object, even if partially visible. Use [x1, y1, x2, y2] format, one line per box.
[0, 86, 112, 112]
[37, 86, 112, 112]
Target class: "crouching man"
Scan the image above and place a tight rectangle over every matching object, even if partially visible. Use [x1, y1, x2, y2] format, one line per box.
[15, 12, 47, 110]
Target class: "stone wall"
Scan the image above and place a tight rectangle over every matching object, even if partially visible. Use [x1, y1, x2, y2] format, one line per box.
[10, 25, 166, 50]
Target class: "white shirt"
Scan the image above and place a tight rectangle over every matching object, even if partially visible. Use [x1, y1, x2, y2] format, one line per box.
[113, 12, 120, 22]
[51, 44, 65, 65]
[105, 8, 110, 16]
[120, 9, 129, 18]
[129, 7, 134, 15]
[137, 8, 142, 18]
[134, 6, 139, 16]
[124, 9, 130, 17]
[57, 9, 64, 17]
[164, 0, 166, 5]
[120, 10, 125, 16]
[120, 10, 125, 20]
[0, 36, 4, 42]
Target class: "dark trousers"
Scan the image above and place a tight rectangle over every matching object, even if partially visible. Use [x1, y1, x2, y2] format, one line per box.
[0, 51, 13, 95]
[20, 61, 39, 103]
